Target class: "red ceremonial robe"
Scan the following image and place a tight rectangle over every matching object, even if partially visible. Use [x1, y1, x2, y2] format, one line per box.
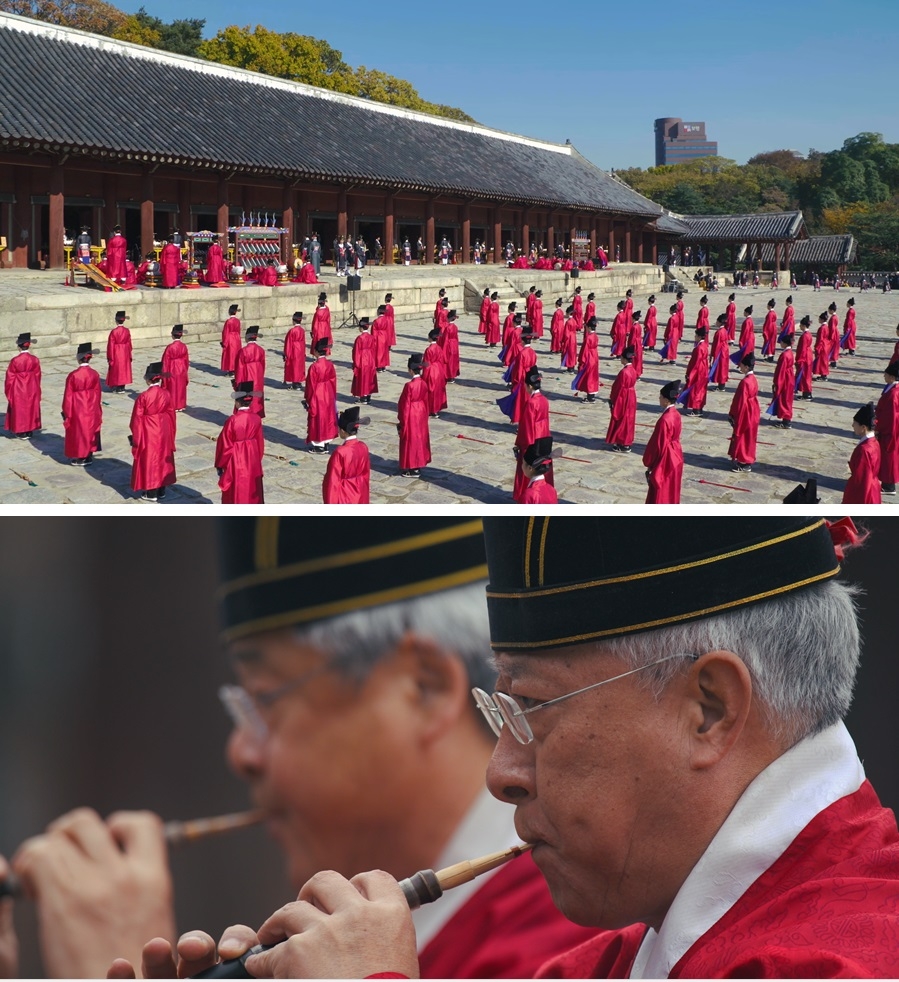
[310, 306, 331, 354]
[813, 325, 831, 377]
[684, 339, 709, 411]
[642, 405, 683, 503]
[106, 326, 132, 387]
[780, 304, 795, 339]
[477, 295, 490, 334]
[215, 409, 264, 504]
[606, 363, 637, 447]
[161, 339, 189, 411]
[761, 309, 778, 357]
[725, 300, 737, 340]
[105, 233, 127, 281]
[796, 331, 814, 394]
[628, 323, 643, 378]
[572, 294, 583, 330]
[828, 314, 841, 364]
[875, 382, 899, 484]
[514, 391, 553, 502]
[728, 372, 759, 464]
[62, 363, 101, 458]
[501, 315, 518, 365]
[520, 476, 558, 504]
[220, 317, 242, 373]
[549, 308, 565, 353]
[434, 306, 449, 334]
[385, 303, 397, 346]
[234, 341, 266, 417]
[305, 357, 338, 445]
[530, 298, 544, 337]
[675, 299, 685, 335]
[503, 326, 522, 370]
[525, 293, 536, 325]
[576, 332, 600, 394]
[322, 437, 371, 503]
[696, 306, 709, 334]
[737, 317, 756, 361]
[561, 317, 578, 369]
[485, 301, 501, 345]
[510, 346, 537, 423]
[537, 781, 899, 980]
[160, 243, 181, 288]
[423, 342, 448, 414]
[710, 326, 729, 386]
[772, 348, 795, 421]
[609, 311, 628, 356]
[4, 350, 42, 433]
[438, 321, 460, 379]
[129, 385, 176, 491]
[371, 315, 391, 369]
[643, 305, 658, 349]
[397, 375, 431, 469]
[843, 436, 881, 504]
[259, 265, 278, 287]
[662, 315, 681, 362]
[351, 332, 378, 399]
[297, 263, 318, 284]
[842, 307, 857, 351]
[584, 300, 596, 332]
[283, 325, 306, 384]
[205, 243, 225, 284]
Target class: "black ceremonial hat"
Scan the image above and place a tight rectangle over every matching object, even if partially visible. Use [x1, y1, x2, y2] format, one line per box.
[853, 402, 875, 428]
[16, 332, 32, 345]
[293, 311, 303, 322]
[76, 341, 98, 356]
[338, 405, 361, 431]
[523, 436, 553, 467]
[144, 362, 168, 380]
[481, 518, 840, 651]
[215, 518, 487, 642]
[783, 480, 819, 505]
[661, 379, 681, 400]
[314, 337, 331, 355]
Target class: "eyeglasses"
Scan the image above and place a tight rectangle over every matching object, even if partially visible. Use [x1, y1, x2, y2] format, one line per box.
[219, 665, 330, 744]
[472, 654, 698, 745]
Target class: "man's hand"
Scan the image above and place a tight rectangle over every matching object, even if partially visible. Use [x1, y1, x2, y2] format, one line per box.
[247, 870, 418, 980]
[107, 926, 260, 980]
[13, 808, 176, 979]
[0, 857, 19, 979]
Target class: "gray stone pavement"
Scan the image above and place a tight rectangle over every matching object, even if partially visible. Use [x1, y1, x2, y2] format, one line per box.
[0, 279, 897, 505]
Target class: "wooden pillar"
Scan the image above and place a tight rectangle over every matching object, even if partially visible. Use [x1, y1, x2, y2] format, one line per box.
[637, 230, 644, 264]
[652, 231, 658, 266]
[608, 222, 616, 262]
[426, 197, 435, 266]
[547, 214, 554, 256]
[297, 190, 307, 244]
[384, 193, 395, 265]
[102, 174, 117, 244]
[178, 179, 190, 237]
[140, 169, 154, 261]
[521, 208, 530, 257]
[625, 222, 632, 263]
[589, 218, 597, 259]
[492, 208, 501, 264]
[461, 201, 470, 266]
[784, 240, 791, 279]
[281, 182, 295, 265]
[48, 160, 64, 270]
[773, 241, 781, 275]
[12, 167, 30, 267]
[337, 190, 348, 239]
[217, 175, 230, 240]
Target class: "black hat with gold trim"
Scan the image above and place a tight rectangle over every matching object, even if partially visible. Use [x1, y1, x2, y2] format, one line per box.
[216, 518, 487, 643]
[481, 518, 841, 652]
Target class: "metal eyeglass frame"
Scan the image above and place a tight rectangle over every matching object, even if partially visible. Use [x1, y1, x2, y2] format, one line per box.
[219, 665, 331, 744]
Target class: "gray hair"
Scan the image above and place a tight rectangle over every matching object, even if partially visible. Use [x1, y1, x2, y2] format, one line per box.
[294, 580, 496, 694]
[601, 580, 862, 746]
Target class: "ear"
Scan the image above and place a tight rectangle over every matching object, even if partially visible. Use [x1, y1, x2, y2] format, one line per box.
[684, 650, 754, 770]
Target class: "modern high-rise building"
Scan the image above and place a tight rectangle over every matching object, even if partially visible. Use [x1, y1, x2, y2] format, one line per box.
[654, 118, 718, 166]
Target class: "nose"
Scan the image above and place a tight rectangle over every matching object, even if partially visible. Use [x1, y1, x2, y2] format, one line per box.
[485, 729, 534, 804]
[225, 724, 265, 781]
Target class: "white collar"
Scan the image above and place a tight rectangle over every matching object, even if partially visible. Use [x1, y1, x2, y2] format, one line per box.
[528, 475, 546, 485]
[630, 721, 865, 979]
[412, 787, 519, 952]
[859, 432, 876, 443]
[345, 435, 358, 442]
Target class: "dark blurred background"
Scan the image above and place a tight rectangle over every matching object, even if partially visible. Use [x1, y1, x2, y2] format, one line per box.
[0, 516, 896, 977]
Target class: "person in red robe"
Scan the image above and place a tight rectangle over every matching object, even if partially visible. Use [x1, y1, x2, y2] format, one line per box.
[760, 297, 778, 361]
[525, 286, 537, 326]
[518, 435, 558, 504]
[215, 382, 264, 504]
[843, 402, 881, 504]
[575, 317, 600, 402]
[434, 297, 449, 334]
[423, 328, 448, 418]
[205, 240, 225, 285]
[840, 296, 857, 354]
[731, 305, 755, 367]
[571, 286, 583, 331]
[513, 365, 552, 501]
[530, 289, 544, 338]
[660, 303, 681, 364]
[484, 292, 501, 347]
[827, 301, 841, 368]
[728, 353, 759, 472]
[725, 291, 737, 341]
[4, 332, 41, 437]
[105, 310, 132, 393]
[683, 326, 709, 417]
[61, 341, 101, 464]
[606, 347, 637, 453]
[161, 325, 189, 412]
[795, 315, 814, 400]
[643, 379, 683, 503]
[875, 360, 899, 495]
[371, 305, 391, 372]
[695, 294, 710, 338]
[433, 288, 447, 324]
[282, 311, 306, 390]
[234, 326, 266, 418]
[397, 353, 430, 476]
[549, 297, 565, 353]
[509, 328, 537, 424]
[310, 293, 331, 355]
[778, 293, 795, 342]
[627, 311, 644, 379]
[350, 317, 378, 406]
[105, 225, 127, 283]
[584, 292, 596, 332]
[813, 311, 831, 380]
[561, 306, 578, 373]
[129, 362, 176, 502]
[220, 304, 241, 376]
[709, 313, 730, 391]
[160, 240, 181, 289]
[304, 337, 338, 453]
[623, 287, 634, 320]
[477, 288, 490, 335]
[769, 334, 795, 428]
[675, 288, 685, 337]
[322, 406, 371, 504]
[384, 292, 397, 347]
[258, 260, 278, 287]
[502, 312, 523, 370]
[438, 310, 460, 381]
[643, 294, 658, 351]
[609, 300, 628, 356]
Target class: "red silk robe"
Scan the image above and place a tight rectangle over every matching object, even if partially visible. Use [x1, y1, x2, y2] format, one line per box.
[161, 339, 189, 411]
[397, 375, 431, 469]
[205, 242, 225, 284]
[160, 242, 181, 288]
[662, 315, 681, 362]
[576, 332, 600, 394]
[643, 304, 658, 349]
[371, 315, 391, 369]
[423, 342, 447, 414]
[643, 405, 683, 503]
[841, 307, 857, 351]
[737, 316, 756, 362]
[220, 316, 241, 372]
[561, 317, 578, 370]
[520, 477, 558, 504]
[684, 338, 709, 411]
[725, 300, 737, 340]
[259, 265, 278, 286]
[584, 300, 596, 332]
[710, 326, 730, 387]
[549, 308, 565, 352]
[477, 295, 490, 334]
[510, 345, 537, 424]
[129, 384, 176, 490]
[609, 310, 628, 356]
[572, 293, 583, 330]
[695, 305, 709, 334]
[813, 325, 830, 377]
[761, 309, 778, 357]
[628, 322, 643, 378]
[606, 363, 637, 447]
[795, 330, 813, 395]
[875, 383, 899, 484]
[439, 321, 460, 379]
[305, 357, 338, 444]
[728, 372, 759, 464]
[234, 342, 266, 417]
[384, 302, 396, 346]
[530, 298, 544, 338]
[351, 332, 378, 399]
[514, 390, 552, 502]
[4, 350, 42, 433]
[485, 302, 501, 345]
[283, 325, 306, 384]
[538, 781, 899, 979]
[310, 305, 331, 354]
[106, 326, 132, 387]
[827, 314, 841, 364]
[843, 436, 881, 504]
[215, 409, 264, 504]
[771, 348, 795, 421]
[62, 363, 101, 458]
[105, 233, 127, 281]
[322, 437, 370, 503]
[780, 303, 795, 339]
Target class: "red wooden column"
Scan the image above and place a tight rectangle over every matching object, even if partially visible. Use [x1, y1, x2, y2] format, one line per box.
[589, 218, 596, 259]
[461, 200, 471, 266]
[384, 193, 395, 264]
[178, 179, 190, 237]
[425, 197, 435, 265]
[12, 167, 30, 267]
[637, 230, 644, 264]
[608, 221, 616, 261]
[521, 208, 530, 256]
[546, 213, 555, 257]
[773, 241, 781, 278]
[48, 160, 64, 270]
[217, 175, 230, 246]
[337, 190, 348, 239]
[625, 222, 632, 263]
[568, 216, 576, 259]
[102, 174, 117, 244]
[652, 230, 658, 265]
[492, 208, 501, 264]
[281, 182, 295, 265]
[140, 169, 154, 261]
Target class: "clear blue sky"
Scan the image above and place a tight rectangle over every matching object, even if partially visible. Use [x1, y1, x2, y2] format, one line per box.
[114, 0, 899, 171]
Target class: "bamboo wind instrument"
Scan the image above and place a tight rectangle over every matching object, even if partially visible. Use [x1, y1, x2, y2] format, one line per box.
[0, 809, 264, 899]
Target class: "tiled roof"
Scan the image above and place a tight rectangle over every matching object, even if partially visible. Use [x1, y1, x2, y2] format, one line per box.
[673, 212, 806, 242]
[0, 13, 661, 218]
[653, 212, 691, 235]
[760, 235, 857, 266]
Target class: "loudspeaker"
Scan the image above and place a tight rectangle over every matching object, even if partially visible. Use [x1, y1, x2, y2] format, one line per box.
[570, 267, 580, 279]
[347, 274, 361, 291]
[339, 283, 349, 303]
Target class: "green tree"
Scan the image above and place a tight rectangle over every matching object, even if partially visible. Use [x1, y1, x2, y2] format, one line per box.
[114, 7, 204, 57]
[0, 0, 126, 33]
